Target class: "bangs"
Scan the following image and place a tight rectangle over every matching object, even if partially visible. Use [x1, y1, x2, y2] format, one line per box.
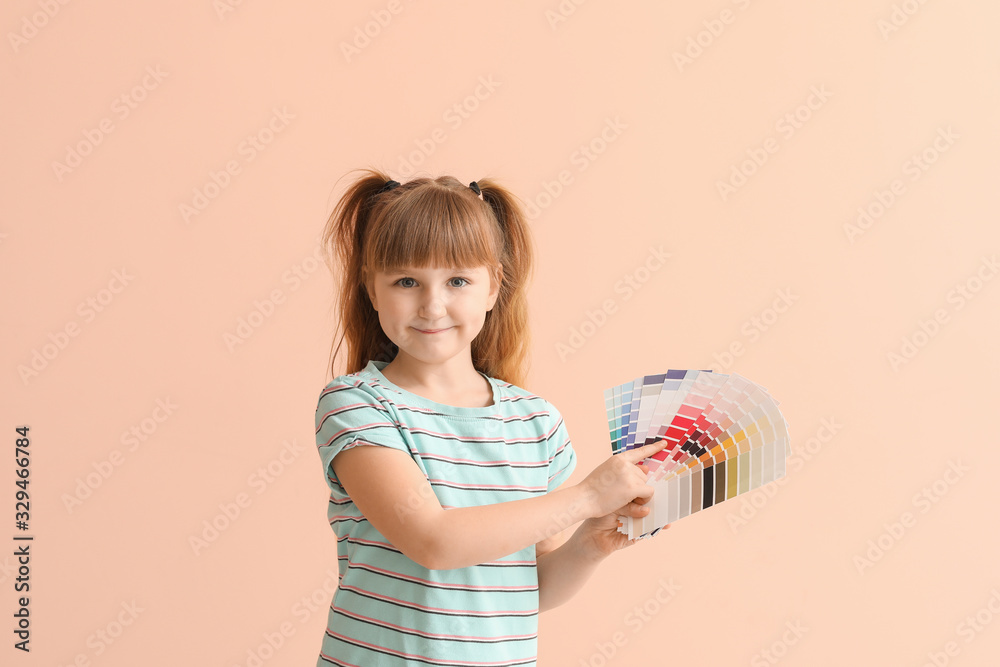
[364, 184, 502, 274]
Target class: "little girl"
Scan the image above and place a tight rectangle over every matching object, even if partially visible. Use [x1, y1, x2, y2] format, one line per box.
[314, 168, 670, 666]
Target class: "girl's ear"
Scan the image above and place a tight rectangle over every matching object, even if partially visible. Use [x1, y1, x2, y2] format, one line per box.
[365, 278, 378, 311]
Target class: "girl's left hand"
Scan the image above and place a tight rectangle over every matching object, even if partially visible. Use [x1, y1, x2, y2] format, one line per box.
[577, 463, 670, 559]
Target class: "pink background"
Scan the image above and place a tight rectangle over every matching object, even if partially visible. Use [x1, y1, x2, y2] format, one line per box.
[4, 2, 999, 665]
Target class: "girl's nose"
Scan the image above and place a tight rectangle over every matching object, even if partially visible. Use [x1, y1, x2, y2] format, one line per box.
[418, 290, 447, 318]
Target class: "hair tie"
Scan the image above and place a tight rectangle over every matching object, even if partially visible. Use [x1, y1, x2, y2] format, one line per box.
[377, 180, 400, 195]
[469, 181, 482, 198]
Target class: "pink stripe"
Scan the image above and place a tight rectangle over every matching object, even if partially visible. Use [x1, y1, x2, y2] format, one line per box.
[353, 563, 538, 591]
[337, 584, 537, 615]
[549, 441, 570, 461]
[342, 537, 534, 566]
[419, 451, 548, 466]
[408, 426, 546, 444]
[332, 605, 536, 642]
[430, 479, 545, 492]
[317, 651, 364, 667]
[324, 631, 533, 666]
[317, 413, 400, 439]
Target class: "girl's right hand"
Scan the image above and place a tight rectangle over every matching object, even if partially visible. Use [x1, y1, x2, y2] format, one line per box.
[578, 439, 671, 518]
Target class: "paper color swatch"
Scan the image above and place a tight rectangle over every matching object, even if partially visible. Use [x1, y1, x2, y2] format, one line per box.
[604, 369, 791, 539]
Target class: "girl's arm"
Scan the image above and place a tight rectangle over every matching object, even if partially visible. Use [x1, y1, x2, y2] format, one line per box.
[332, 438, 663, 570]
[332, 443, 598, 570]
[536, 528, 605, 612]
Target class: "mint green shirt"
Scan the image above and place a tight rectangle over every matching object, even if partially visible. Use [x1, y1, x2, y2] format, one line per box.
[314, 360, 577, 666]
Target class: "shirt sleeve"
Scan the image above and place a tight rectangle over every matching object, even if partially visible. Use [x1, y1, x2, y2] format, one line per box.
[315, 380, 410, 495]
[544, 400, 577, 493]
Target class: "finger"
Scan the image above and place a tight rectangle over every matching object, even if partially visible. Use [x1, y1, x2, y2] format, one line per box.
[617, 439, 670, 463]
[620, 500, 652, 517]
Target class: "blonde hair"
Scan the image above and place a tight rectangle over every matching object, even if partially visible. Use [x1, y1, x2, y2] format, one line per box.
[321, 167, 536, 387]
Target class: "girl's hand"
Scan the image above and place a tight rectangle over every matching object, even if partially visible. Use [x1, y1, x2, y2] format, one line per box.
[577, 463, 671, 559]
[579, 440, 670, 518]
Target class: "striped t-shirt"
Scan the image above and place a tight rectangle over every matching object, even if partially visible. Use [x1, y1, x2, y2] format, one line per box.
[314, 359, 577, 667]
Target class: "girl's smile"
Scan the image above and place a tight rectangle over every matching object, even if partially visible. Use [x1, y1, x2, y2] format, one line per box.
[365, 264, 501, 378]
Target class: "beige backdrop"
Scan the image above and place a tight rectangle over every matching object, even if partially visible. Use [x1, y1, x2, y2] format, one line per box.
[4, 1, 999, 665]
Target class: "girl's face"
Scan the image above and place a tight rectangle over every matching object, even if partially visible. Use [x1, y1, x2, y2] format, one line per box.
[366, 264, 501, 367]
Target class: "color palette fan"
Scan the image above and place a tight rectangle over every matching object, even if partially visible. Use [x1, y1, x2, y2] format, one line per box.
[604, 369, 791, 539]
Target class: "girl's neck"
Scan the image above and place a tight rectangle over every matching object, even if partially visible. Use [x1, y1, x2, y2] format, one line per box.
[379, 357, 492, 408]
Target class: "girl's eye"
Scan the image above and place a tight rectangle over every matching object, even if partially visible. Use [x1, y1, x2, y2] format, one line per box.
[394, 277, 470, 288]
